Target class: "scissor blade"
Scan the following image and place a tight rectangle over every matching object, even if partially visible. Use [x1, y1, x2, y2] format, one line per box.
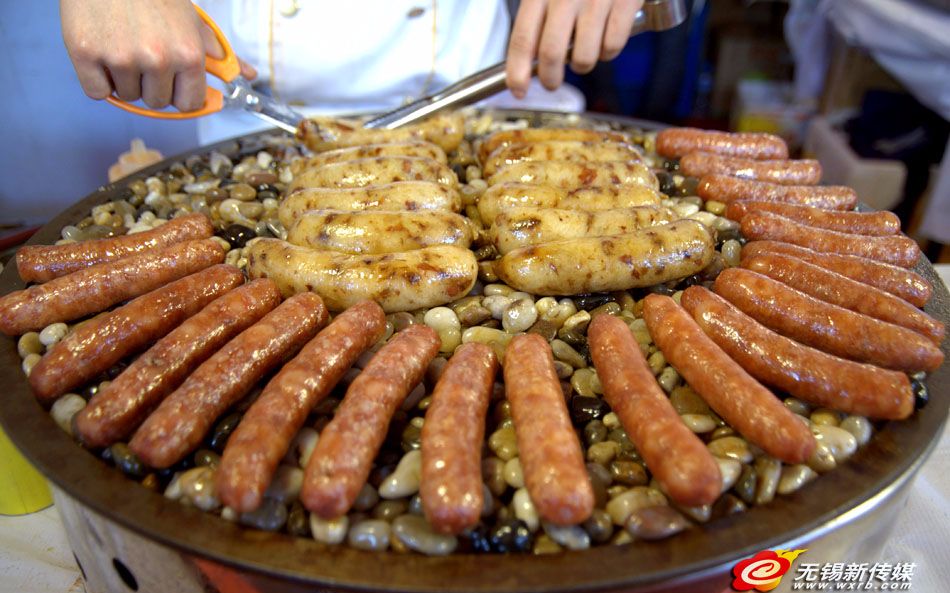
[224, 80, 304, 134]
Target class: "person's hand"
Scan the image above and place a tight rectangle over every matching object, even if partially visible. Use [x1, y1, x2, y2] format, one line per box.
[60, 0, 256, 112]
[506, 0, 644, 99]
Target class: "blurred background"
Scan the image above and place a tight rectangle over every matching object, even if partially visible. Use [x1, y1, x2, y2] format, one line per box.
[1, 0, 948, 260]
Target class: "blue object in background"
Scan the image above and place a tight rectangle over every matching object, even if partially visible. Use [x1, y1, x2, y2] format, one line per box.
[0, 3, 199, 227]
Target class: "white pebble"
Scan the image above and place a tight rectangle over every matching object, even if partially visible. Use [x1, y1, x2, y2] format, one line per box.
[812, 425, 858, 463]
[688, 211, 718, 227]
[503, 457, 524, 489]
[379, 450, 422, 499]
[310, 514, 348, 545]
[39, 322, 68, 347]
[348, 519, 391, 551]
[716, 458, 742, 493]
[542, 522, 590, 550]
[423, 307, 462, 353]
[512, 488, 539, 531]
[50, 394, 86, 435]
[502, 299, 537, 333]
[392, 515, 457, 555]
[21, 353, 41, 376]
[293, 427, 319, 468]
[482, 295, 513, 320]
[606, 486, 667, 526]
[839, 416, 873, 447]
[672, 202, 700, 218]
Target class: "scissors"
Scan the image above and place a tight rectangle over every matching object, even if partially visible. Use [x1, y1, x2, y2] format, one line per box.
[106, 4, 304, 134]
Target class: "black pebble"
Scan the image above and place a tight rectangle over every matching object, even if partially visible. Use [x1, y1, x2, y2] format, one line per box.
[663, 159, 680, 173]
[110, 443, 146, 479]
[573, 294, 614, 311]
[571, 396, 609, 425]
[465, 524, 493, 553]
[257, 190, 278, 202]
[209, 412, 243, 452]
[256, 183, 280, 195]
[489, 519, 533, 553]
[218, 224, 256, 249]
[656, 171, 676, 195]
[912, 378, 929, 410]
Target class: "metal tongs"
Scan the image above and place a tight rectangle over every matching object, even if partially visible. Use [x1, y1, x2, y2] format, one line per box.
[364, 0, 688, 130]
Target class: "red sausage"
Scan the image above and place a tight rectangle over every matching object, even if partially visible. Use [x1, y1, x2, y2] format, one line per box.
[743, 253, 944, 344]
[16, 213, 215, 284]
[28, 264, 244, 404]
[741, 211, 921, 268]
[0, 238, 225, 336]
[643, 294, 815, 464]
[588, 314, 721, 506]
[697, 175, 856, 209]
[680, 152, 822, 185]
[301, 325, 441, 519]
[74, 279, 281, 449]
[217, 300, 386, 513]
[129, 293, 329, 469]
[681, 286, 914, 420]
[741, 241, 932, 307]
[713, 268, 943, 373]
[420, 343, 498, 534]
[726, 200, 901, 236]
[503, 333, 593, 525]
[656, 128, 788, 160]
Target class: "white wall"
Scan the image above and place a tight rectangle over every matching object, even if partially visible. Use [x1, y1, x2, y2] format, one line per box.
[0, 3, 200, 226]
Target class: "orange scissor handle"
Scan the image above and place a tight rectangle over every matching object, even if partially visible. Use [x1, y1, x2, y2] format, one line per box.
[105, 3, 241, 119]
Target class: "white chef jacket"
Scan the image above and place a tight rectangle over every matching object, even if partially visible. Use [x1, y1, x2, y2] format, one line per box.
[196, 0, 510, 144]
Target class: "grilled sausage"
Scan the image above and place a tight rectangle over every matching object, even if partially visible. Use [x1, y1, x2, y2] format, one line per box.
[642, 294, 816, 464]
[488, 160, 657, 191]
[301, 325, 441, 518]
[28, 264, 244, 404]
[297, 112, 464, 153]
[421, 343, 498, 534]
[725, 200, 901, 236]
[16, 213, 214, 283]
[217, 300, 387, 513]
[247, 239, 477, 313]
[495, 219, 715, 295]
[588, 314, 721, 506]
[743, 253, 944, 344]
[681, 286, 914, 420]
[504, 333, 593, 525]
[279, 182, 461, 227]
[291, 141, 447, 174]
[74, 279, 281, 448]
[478, 128, 630, 163]
[713, 268, 943, 373]
[287, 209, 472, 255]
[482, 140, 642, 177]
[656, 128, 788, 160]
[130, 293, 329, 469]
[288, 156, 458, 192]
[0, 238, 225, 336]
[740, 241, 932, 307]
[477, 182, 662, 224]
[697, 175, 856, 209]
[740, 211, 921, 268]
[490, 205, 676, 254]
[680, 153, 822, 185]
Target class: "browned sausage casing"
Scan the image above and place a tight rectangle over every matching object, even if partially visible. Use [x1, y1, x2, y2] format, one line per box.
[656, 128, 788, 160]
[301, 325, 441, 518]
[16, 213, 214, 284]
[588, 314, 721, 506]
[478, 128, 630, 163]
[482, 140, 642, 177]
[713, 268, 943, 373]
[217, 300, 387, 513]
[291, 141, 448, 174]
[504, 333, 594, 525]
[297, 113, 464, 153]
[743, 253, 944, 344]
[288, 156, 458, 192]
[726, 200, 901, 236]
[0, 238, 225, 336]
[740, 211, 921, 268]
[488, 160, 657, 191]
[643, 294, 816, 464]
[75, 279, 281, 449]
[421, 343, 498, 534]
[129, 293, 329, 468]
[28, 264, 244, 404]
[680, 153, 822, 185]
[741, 241, 932, 307]
[681, 286, 914, 420]
[697, 175, 856, 209]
